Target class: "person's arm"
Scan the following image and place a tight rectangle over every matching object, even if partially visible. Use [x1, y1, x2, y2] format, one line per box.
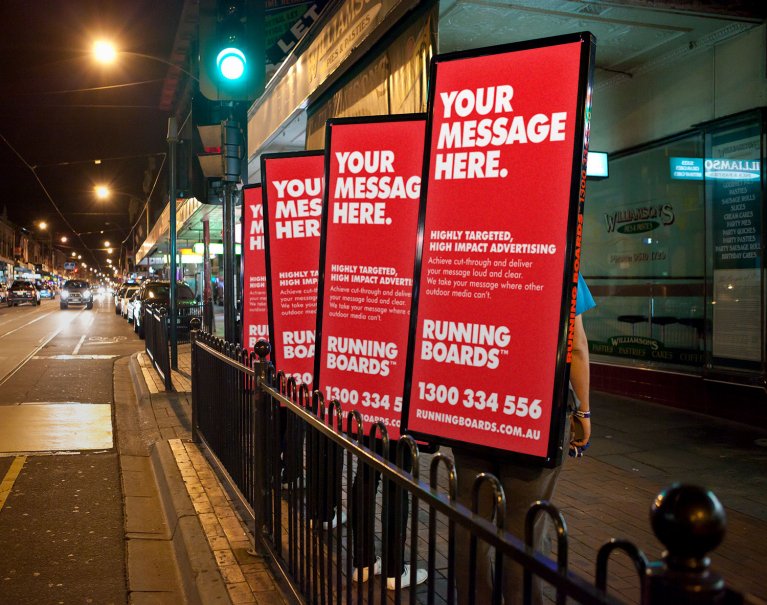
[569, 314, 591, 450]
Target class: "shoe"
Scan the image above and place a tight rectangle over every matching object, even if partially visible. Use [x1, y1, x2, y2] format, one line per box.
[310, 510, 347, 530]
[352, 556, 382, 583]
[324, 510, 346, 530]
[386, 564, 427, 590]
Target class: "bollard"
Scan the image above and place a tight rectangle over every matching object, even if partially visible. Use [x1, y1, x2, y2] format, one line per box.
[646, 483, 727, 604]
[190, 318, 201, 442]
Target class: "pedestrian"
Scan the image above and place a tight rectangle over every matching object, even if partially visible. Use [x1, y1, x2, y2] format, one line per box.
[350, 438, 428, 590]
[453, 273, 595, 605]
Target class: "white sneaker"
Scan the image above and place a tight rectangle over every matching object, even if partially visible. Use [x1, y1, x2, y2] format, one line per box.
[386, 564, 427, 590]
[351, 556, 382, 583]
[311, 510, 347, 530]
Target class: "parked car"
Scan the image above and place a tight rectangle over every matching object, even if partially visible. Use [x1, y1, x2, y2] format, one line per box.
[7, 281, 41, 306]
[59, 279, 93, 310]
[132, 280, 197, 339]
[120, 285, 140, 319]
[114, 284, 128, 314]
[37, 282, 55, 299]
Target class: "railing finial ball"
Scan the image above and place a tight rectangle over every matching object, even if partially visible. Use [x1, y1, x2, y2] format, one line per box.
[254, 338, 271, 360]
[190, 317, 202, 331]
[650, 483, 726, 559]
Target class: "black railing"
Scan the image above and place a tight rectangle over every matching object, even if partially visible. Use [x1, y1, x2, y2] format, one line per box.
[175, 302, 204, 344]
[190, 330, 747, 605]
[145, 304, 172, 391]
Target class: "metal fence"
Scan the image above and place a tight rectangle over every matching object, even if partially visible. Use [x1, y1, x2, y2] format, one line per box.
[144, 303, 206, 392]
[190, 330, 748, 605]
[144, 304, 172, 391]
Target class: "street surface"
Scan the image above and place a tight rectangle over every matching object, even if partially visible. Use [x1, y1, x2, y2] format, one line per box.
[0, 293, 143, 605]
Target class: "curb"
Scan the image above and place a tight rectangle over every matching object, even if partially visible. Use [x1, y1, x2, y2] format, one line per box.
[125, 351, 231, 604]
[151, 440, 232, 605]
[128, 351, 152, 403]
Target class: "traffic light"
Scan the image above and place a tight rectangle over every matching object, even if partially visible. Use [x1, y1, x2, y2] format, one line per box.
[199, 0, 265, 101]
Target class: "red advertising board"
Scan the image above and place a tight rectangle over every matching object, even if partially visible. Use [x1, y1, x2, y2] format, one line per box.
[403, 33, 595, 465]
[242, 184, 269, 351]
[261, 151, 325, 385]
[314, 115, 426, 439]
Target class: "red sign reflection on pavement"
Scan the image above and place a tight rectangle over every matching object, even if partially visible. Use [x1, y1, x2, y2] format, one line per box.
[403, 34, 595, 464]
[262, 151, 325, 386]
[315, 115, 426, 439]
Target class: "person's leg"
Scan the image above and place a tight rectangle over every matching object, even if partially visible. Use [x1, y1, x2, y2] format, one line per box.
[384, 446, 413, 578]
[496, 460, 562, 605]
[351, 456, 380, 568]
[453, 449, 496, 605]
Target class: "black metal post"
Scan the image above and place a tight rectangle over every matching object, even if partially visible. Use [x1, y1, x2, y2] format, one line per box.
[167, 116, 179, 369]
[646, 484, 727, 604]
[222, 115, 242, 344]
[190, 317, 201, 442]
[203, 219, 213, 333]
[223, 180, 236, 342]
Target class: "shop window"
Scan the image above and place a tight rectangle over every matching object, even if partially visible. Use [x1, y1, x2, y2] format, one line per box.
[581, 133, 707, 370]
[704, 111, 764, 374]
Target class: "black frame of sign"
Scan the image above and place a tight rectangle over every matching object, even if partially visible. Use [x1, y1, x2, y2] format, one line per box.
[313, 112, 427, 395]
[260, 150, 325, 380]
[401, 32, 596, 467]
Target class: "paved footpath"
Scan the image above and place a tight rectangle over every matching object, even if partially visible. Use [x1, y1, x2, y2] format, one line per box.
[131, 347, 767, 604]
[122, 350, 288, 605]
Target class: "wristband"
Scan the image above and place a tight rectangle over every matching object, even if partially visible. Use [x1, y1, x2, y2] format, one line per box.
[573, 409, 591, 419]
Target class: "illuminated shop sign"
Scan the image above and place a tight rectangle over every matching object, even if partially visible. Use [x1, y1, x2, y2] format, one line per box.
[191, 243, 242, 255]
[586, 151, 608, 178]
[670, 157, 760, 181]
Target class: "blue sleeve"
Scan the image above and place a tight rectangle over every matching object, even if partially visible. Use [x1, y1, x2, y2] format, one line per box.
[575, 273, 595, 316]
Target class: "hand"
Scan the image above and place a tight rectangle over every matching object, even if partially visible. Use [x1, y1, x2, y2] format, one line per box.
[568, 415, 591, 458]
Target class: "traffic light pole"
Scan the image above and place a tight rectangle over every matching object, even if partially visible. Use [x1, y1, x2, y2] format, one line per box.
[168, 117, 179, 369]
[223, 180, 236, 343]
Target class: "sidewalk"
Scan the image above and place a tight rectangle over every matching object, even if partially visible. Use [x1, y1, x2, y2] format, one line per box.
[124, 350, 288, 605]
[130, 347, 767, 603]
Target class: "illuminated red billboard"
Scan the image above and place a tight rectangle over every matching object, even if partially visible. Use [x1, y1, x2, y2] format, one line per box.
[403, 33, 595, 465]
[261, 151, 325, 386]
[242, 184, 269, 351]
[314, 115, 426, 439]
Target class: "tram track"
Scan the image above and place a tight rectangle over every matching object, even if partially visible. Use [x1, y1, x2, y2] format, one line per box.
[0, 305, 84, 387]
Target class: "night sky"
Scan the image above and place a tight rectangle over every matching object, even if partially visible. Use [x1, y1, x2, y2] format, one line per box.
[0, 0, 186, 266]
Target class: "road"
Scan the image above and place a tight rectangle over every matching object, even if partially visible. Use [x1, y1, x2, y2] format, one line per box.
[0, 293, 143, 605]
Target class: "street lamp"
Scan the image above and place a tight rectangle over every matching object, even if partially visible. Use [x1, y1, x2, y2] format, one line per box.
[92, 40, 198, 82]
[95, 185, 110, 200]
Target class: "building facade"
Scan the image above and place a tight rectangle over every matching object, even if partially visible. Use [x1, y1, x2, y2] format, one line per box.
[240, 1, 766, 420]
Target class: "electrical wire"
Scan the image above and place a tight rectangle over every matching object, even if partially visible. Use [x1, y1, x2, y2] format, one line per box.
[0, 131, 102, 271]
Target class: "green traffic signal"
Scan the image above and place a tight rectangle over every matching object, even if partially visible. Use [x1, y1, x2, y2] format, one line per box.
[198, 0, 265, 101]
[217, 47, 246, 80]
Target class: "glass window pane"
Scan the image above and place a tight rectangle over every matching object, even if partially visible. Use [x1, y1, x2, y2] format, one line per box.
[581, 133, 706, 370]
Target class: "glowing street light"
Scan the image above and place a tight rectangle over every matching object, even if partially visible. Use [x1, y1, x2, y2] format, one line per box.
[92, 39, 198, 81]
[60, 235, 68, 243]
[93, 40, 117, 63]
[104, 240, 111, 247]
[95, 185, 110, 200]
